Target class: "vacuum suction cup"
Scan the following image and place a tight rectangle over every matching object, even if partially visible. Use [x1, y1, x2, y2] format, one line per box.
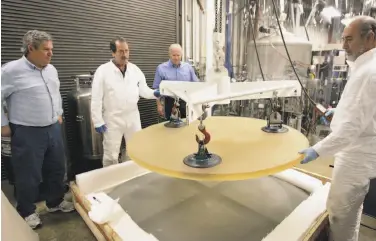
[164, 120, 187, 128]
[183, 153, 222, 168]
[261, 125, 289, 133]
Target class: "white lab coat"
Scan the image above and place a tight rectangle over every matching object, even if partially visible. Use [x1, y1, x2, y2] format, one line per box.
[91, 61, 156, 167]
[313, 48, 376, 241]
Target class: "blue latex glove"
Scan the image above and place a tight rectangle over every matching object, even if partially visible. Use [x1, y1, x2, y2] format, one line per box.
[299, 148, 319, 164]
[320, 116, 330, 126]
[325, 108, 335, 117]
[95, 124, 107, 133]
[154, 89, 161, 98]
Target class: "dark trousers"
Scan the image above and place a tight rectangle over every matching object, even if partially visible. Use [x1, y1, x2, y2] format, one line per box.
[10, 122, 65, 218]
[164, 97, 187, 120]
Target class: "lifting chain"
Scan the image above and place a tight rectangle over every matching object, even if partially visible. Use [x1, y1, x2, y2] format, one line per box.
[171, 97, 180, 117]
[214, 0, 218, 32]
[196, 104, 211, 145]
[214, 0, 223, 33]
[219, 0, 223, 33]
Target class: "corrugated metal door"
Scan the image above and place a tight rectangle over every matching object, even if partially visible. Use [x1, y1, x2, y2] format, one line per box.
[1, 0, 178, 162]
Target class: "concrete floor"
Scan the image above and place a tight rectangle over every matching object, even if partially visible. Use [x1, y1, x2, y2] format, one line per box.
[1, 181, 96, 241]
[2, 157, 376, 241]
[28, 210, 95, 241]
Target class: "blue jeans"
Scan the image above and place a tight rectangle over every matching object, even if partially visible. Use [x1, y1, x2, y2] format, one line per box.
[10, 122, 65, 217]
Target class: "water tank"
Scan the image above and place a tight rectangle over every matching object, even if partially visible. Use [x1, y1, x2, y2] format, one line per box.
[247, 31, 312, 81]
[67, 74, 103, 160]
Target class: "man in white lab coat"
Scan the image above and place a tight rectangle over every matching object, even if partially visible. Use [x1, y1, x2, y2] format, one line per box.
[91, 37, 160, 167]
[299, 16, 376, 241]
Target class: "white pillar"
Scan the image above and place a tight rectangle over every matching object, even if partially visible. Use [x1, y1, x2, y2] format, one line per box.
[181, 0, 186, 61]
[205, 0, 215, 80]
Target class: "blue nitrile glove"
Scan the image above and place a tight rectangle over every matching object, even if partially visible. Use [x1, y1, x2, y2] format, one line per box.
[320, 116, 330, 126]
[325, 108, 335, 117]
[299, 148, 319, 164]
[95, 124, 107, 133]
[154, 89, 161, 98]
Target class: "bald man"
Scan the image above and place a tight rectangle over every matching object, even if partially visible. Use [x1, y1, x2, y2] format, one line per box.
[299, 16, 376, 241]
[153, 44, 199, 119]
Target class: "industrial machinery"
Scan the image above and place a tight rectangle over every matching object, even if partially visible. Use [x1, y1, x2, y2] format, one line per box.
[363, 0, 376, 18]
[211, 0, 313, 135]
[208, 0, 355, 139]
[67, 73, 103, 175]
[221, 0, 375, 229]
[247, 31, 312, 81]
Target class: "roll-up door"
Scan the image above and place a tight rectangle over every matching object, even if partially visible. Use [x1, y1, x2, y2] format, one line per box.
[1, 0, 178, 160]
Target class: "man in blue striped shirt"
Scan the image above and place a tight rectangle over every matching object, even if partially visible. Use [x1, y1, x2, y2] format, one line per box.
[1, 30, 74, 229]
[153, 44, 199, 119]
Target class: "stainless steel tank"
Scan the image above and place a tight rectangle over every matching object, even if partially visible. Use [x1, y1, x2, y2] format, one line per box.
[247, 31, 312, 81]
[1, 103, 14, 184]
[67, 74, 103, 160]
[1, 136, 13, 183]
[60, 119, 71, 181]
